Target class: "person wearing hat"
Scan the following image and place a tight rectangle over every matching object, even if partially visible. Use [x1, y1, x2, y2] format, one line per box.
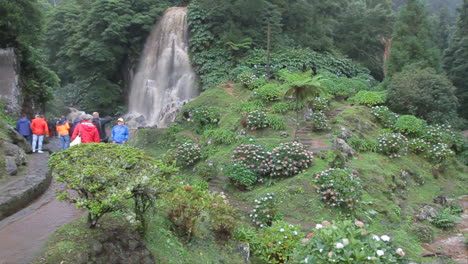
[71, 114, 100, 143]
[111, 118, 129, 145]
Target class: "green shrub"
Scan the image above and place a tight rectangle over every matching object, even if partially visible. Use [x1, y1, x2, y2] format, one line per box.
[249, 193, 282, 228]
[310, 97, 330, 111]
[371, 106, 399, 129]
[175, 142, 201, 167]
[192, 106, 221, 130]
[267, 114, 286, 130]
[203, 129, 237, 145]
[246, 110, 270, 130]
[289, 220, 409, 263]
[252, 221, 304, 264]
[231, 144, 270, 175]
[237, 71, 259, 89]
[206, 191, 239, 238]
[313, 168, 362, 209]
[271, 102, 292, 114]
[225, 162, 257, 189]
[431, 207, 460, 229]
[321, 72, 371, 98]
[394, 115, 425, 136]
[347, 137, 377, 153]
[255, 83, 283, 102]
[233, 100, 266, 113]
[425, 142, 454, 164]
[350, 90, 386, 106]
[377, 133, 408, 158]
[268, 142, 314, 178]
[311, 111, 329, 131]
[195, 161, 218, 181]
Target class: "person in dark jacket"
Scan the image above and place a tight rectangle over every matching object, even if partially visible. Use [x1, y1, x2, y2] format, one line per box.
[16, 114, 32, 144]
[47, 118, 57, 137]
[71, 114, 100, 143]
[111, 118, 129, 145]
[92, 112, 113, 143]
[70, 115, 82, 136]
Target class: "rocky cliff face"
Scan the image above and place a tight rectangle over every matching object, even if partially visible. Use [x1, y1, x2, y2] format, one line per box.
[0, 48, 21, 114]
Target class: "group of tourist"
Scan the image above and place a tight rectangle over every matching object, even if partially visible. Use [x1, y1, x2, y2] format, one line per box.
[15, 112, 129, 152]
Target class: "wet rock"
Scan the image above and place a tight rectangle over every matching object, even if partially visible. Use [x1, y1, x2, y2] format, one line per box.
[5, 156, 17, 175]
[332, 138, 356, 158]
[5, 125, 31, 153]
[3, 141, 26, 166]
[416, 205, 441, 221]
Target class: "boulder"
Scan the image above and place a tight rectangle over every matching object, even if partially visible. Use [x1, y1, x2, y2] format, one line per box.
[6, 125, 31, 153]
[3, 141, 26, 166]
[332, 138, 356, 158]
[5, 156, 17, 176]
[337, 126, 353, 140]
[416, 204, 441, 221]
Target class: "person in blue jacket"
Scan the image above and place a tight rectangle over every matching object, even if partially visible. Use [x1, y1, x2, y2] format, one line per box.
[16, 114, 32, 144]
[111, 117, 129, 145]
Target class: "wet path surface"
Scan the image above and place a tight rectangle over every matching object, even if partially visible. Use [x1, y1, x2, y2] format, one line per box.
[0, 139, 84, 264]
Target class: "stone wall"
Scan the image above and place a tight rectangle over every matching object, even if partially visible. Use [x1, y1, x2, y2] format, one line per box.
[0, 48, 21, 114]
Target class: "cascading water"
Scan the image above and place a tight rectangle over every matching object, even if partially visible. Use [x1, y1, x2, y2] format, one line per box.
[126, 7, 198, 128]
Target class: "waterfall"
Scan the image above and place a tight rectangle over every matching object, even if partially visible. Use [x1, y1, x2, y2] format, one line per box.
[0, 48, 21, 114]
[126, 7, 198, 128]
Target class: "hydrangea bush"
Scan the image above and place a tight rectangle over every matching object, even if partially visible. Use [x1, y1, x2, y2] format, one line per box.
[422, 124, 464, 152]
[425, 143, 454, 164]
[175, 142, 201, 167]
[252, 221, 304, 264]
[311, 97, 330, 112]
[289, 220, 408, 264]
[377, 133, 408, 158]
[371, 106, 399, 129]
[192, 106, 220, 129]
[225, 162, 257, 189]
[314, 168, 362, 209]
[246, 110, 270, 130]
[310, 111, 329, 131]
[249, 193, 282, 228]
[237, 71, 259, 89]
[231, 144, 270, 175]
[268, 142, 314, 178]
[408, 138, 428, 154]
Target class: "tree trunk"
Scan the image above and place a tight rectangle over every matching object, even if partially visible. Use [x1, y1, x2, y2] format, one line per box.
[266, 24, 271, 79]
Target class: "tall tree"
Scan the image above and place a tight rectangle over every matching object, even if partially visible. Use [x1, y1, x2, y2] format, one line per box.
[387, 0, 440, 76]
[432, 7, 452, 52]
[444, 0, 468, 120]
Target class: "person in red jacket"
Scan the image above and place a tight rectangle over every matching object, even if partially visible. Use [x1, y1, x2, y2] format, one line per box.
[71, 114, 100, 143]
[30, 114, 49, 153]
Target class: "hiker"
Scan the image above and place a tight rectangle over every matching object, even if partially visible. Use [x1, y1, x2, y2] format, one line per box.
[30, 114, 49, 153]
[16, 114, 32, 144]
[111, 117, 129, 145]
[92, 112, 113, 143]
[71, 114, 100, 143]
[69, 114, 83, 136]
[47, 118, 57, 137]
[56, 116, 70, 150]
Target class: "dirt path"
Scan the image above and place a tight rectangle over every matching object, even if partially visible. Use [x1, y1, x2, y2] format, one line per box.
[0, 138, 84, 264]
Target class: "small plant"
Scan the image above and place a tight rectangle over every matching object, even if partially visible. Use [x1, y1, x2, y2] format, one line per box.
[268, 142, 314, 178]
[377, 133, 408, 158]
[231, 144, 270, 175]
[314, 168, 362, 209]
[394, 115, 425, 136]
[203, 129, 237, 145]
[249, 193, 282, 227]
[425, 142, 454, 164]
[371, 106, 399, 129]
[246, 110, 270, 130]
[350, 90, 386, 106]
[207, 191, 239, 239]
[192, 106, 220, 130]
[267, 114, 286, 130]
[252, 221, 304, 264]
[347, 137, 377, 152]
[271, 102, 292, 114]
[310, 97, 330, 111]
[311, 111, 329, 131]
[233, 100, 266, 113]
[175, 142, 201, 167]
[431, 207, 460, 229]
[255, 83, 283, 102]
[408, 138, 428, 154]
[289, 220, 408, 264]
[225, 162, 257, 189]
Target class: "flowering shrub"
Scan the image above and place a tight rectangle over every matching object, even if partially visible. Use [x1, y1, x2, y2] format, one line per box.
[408, 138, 428, 154]
[311, 97, 330, 111]
[192, 106, 220, 129]
[310, 111, 330, 131]
[268, 142, 314, 178]
[289, 220, 408, 264]
[225, 162, 257, 189]
[249, 193, 282, 227]
[237, 71, 259, 89]
[422, 124, 464, 152]
[252, 221, 304, 264]
[425, 143, 454, 163]
[246, 110, 270, 130]
[350, 90, 386, 106]
[371, 106, 399, 129]
[394, 115, 425, 136]
[377, 133, 408, 158]
[175, 142, 201, 167]
[255, 83, 283, 102]
[231, 144, 270, 175]
[314, 168, 362, 209]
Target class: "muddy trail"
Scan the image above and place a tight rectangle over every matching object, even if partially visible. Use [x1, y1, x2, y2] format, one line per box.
[0, 138, 84, 264]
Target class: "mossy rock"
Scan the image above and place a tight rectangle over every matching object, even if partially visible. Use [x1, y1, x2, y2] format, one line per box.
[410, 223, 434, 243]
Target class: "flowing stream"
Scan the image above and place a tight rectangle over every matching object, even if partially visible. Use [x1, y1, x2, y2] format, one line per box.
[126, 7, 198, 128]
